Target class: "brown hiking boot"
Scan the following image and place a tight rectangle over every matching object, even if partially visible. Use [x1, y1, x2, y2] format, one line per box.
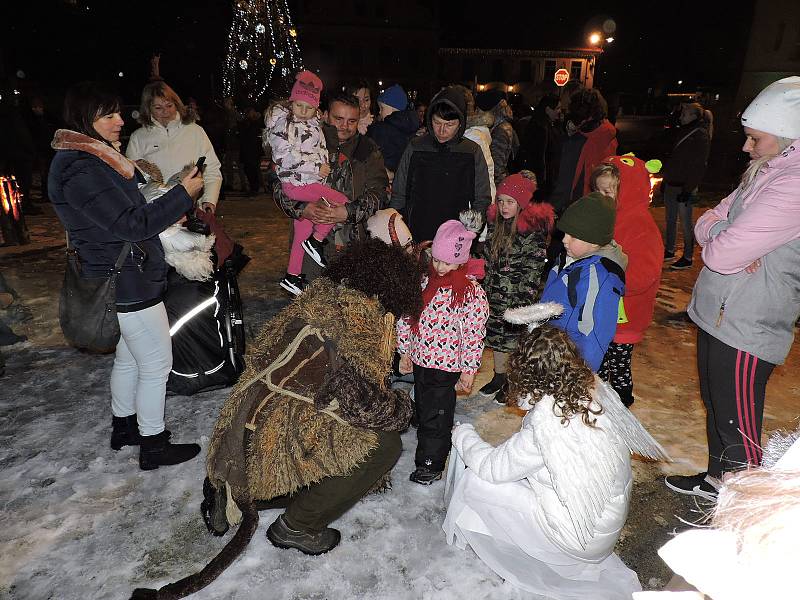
[266, 514, 340, 555]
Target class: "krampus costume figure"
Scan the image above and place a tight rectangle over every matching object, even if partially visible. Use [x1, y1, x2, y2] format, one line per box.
[131, 239, 424, 599]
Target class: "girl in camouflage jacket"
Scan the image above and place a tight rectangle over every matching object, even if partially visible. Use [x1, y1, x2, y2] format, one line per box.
[479, 172, 554, 403]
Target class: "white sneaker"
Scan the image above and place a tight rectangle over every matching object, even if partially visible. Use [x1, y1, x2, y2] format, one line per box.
[302, 237, 327, 268]
[279, 273, 308, 296]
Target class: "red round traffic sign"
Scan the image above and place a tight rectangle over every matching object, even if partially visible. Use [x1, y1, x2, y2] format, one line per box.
[554, 68, 570, 87]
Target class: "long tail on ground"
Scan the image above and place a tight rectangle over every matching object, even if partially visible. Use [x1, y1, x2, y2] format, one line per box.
[129, 504, 259, 600]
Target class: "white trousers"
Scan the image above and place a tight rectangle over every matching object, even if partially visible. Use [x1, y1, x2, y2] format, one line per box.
[110, 302, 171, 436]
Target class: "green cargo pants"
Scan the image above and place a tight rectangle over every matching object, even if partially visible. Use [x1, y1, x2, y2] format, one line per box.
[283, 429, 402, 532]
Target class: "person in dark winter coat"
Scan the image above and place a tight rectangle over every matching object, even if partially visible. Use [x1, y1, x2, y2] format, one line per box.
[660, 102, 711, 270]
[550, 88, 618, 214]
[478, 172, 554, 405]
[390, 87, 492, 243]
[0, 89, 40, 215]
[476, 89, 519, 184]
[367, 84, 419, 175]
[517, 94, 563, 201]
[49, 81, 204, 471]
[545, 88, 618, 273]
[26, 96, 58, 202]
[238, 106, 265, 196]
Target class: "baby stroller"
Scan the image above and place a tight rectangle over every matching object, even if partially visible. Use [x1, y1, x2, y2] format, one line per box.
[164, 211, 249, 396]
[135, 161, 249, 396]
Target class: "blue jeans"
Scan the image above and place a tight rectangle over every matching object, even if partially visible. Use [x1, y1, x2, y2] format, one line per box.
[663, 184, 695, 258]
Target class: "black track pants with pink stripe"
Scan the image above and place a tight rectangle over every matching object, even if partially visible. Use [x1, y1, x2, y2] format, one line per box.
[697, 328, 776, 477]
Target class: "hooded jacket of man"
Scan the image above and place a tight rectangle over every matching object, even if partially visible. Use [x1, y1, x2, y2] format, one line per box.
[389, 87, 492, 242]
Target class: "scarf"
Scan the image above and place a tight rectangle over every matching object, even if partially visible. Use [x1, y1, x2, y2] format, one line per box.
[51, 129, 136, 179]
[411, 258, 484, 333]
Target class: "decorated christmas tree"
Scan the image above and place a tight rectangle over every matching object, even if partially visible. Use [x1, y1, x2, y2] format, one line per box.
[222, 0, 303, 102]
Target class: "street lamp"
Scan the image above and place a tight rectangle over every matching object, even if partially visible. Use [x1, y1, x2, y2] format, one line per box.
[587, 31, 615, 88]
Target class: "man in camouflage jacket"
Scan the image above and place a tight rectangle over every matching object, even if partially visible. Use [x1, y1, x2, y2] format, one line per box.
[270, 92, 388, 278]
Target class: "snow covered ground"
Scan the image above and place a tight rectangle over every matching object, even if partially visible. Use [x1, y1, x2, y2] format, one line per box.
[2, 198, 799, 599]
[0, 341, 542, 600]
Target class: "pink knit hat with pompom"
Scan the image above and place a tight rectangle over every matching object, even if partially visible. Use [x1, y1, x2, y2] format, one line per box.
[431, 220, 476, 265]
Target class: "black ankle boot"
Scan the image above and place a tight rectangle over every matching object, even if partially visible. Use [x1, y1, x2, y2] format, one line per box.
[111, 414, 171, 451]
[111, 414, 141, 450]
[479, 372, 506, 397]
[139, 431, 200, 471]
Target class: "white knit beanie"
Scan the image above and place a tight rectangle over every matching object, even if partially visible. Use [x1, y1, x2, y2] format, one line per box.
[741, 76, 800, 139]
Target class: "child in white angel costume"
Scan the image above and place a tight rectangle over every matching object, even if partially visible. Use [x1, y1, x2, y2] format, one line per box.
[443, 304, 668, 600]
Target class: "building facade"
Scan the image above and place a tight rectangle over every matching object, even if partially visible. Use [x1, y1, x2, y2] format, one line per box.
[736, 0, 800, 107]
[438, 47, 602, 102]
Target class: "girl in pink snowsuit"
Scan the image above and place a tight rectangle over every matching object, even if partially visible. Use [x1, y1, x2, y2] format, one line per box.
[264, 70, 348, 295]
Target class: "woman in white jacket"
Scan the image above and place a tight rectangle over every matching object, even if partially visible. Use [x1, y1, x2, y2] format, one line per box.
[126, 82, 222, 213]
[443, 316, 667, 599]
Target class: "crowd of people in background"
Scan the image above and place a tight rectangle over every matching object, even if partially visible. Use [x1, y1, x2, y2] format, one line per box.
[3, 65, 799, 599]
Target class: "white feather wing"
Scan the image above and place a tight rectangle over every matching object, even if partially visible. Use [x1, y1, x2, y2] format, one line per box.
[594, 379, 670, 462]
[530, 383, 669, 549]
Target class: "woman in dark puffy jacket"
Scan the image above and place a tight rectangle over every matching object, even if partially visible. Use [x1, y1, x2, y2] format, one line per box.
[49, 81, 204, 471]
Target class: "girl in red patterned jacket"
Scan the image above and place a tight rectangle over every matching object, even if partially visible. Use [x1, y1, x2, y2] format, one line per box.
[397, 215, 489, 485]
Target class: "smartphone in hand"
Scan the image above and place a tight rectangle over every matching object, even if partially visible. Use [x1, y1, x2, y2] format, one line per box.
[194, 156, 206, 175]
[320, 197, 333, 208]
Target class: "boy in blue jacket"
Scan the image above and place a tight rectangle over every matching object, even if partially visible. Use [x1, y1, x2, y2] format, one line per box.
[540, 191, 627, 371]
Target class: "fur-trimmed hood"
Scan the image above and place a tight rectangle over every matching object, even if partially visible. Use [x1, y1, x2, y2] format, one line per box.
[467, 109, 495, 130]
[51, 129, 135, 179]
[487, 201, 555, 234]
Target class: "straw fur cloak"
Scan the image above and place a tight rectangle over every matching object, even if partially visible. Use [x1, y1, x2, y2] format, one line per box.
[207, 276, 411, 506]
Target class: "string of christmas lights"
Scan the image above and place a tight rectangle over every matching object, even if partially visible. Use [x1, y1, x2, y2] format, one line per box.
[222, 0, 303, 101]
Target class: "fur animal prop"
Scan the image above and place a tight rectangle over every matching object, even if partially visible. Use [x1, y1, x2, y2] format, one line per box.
[130, 240, 424, 599]
[645, 428, 800, 600]
[136, 160, 217, 282]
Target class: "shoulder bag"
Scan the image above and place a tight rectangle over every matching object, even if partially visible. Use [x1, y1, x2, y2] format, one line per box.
[59, 235, 131, 353]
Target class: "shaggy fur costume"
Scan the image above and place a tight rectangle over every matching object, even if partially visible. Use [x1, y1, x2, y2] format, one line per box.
[131, 242, 423, 600]
[207, 276, 412, 502]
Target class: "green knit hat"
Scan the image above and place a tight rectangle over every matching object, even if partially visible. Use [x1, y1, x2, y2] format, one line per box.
[556, 191, 616, 246]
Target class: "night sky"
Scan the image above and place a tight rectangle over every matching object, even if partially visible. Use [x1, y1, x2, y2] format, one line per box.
[3, 0, 753, 104]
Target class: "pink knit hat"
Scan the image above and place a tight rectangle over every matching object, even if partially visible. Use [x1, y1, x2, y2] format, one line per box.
[290, 70, 323, 108]
[431, 220, 476, 265]
[496, 173, 536, 210]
